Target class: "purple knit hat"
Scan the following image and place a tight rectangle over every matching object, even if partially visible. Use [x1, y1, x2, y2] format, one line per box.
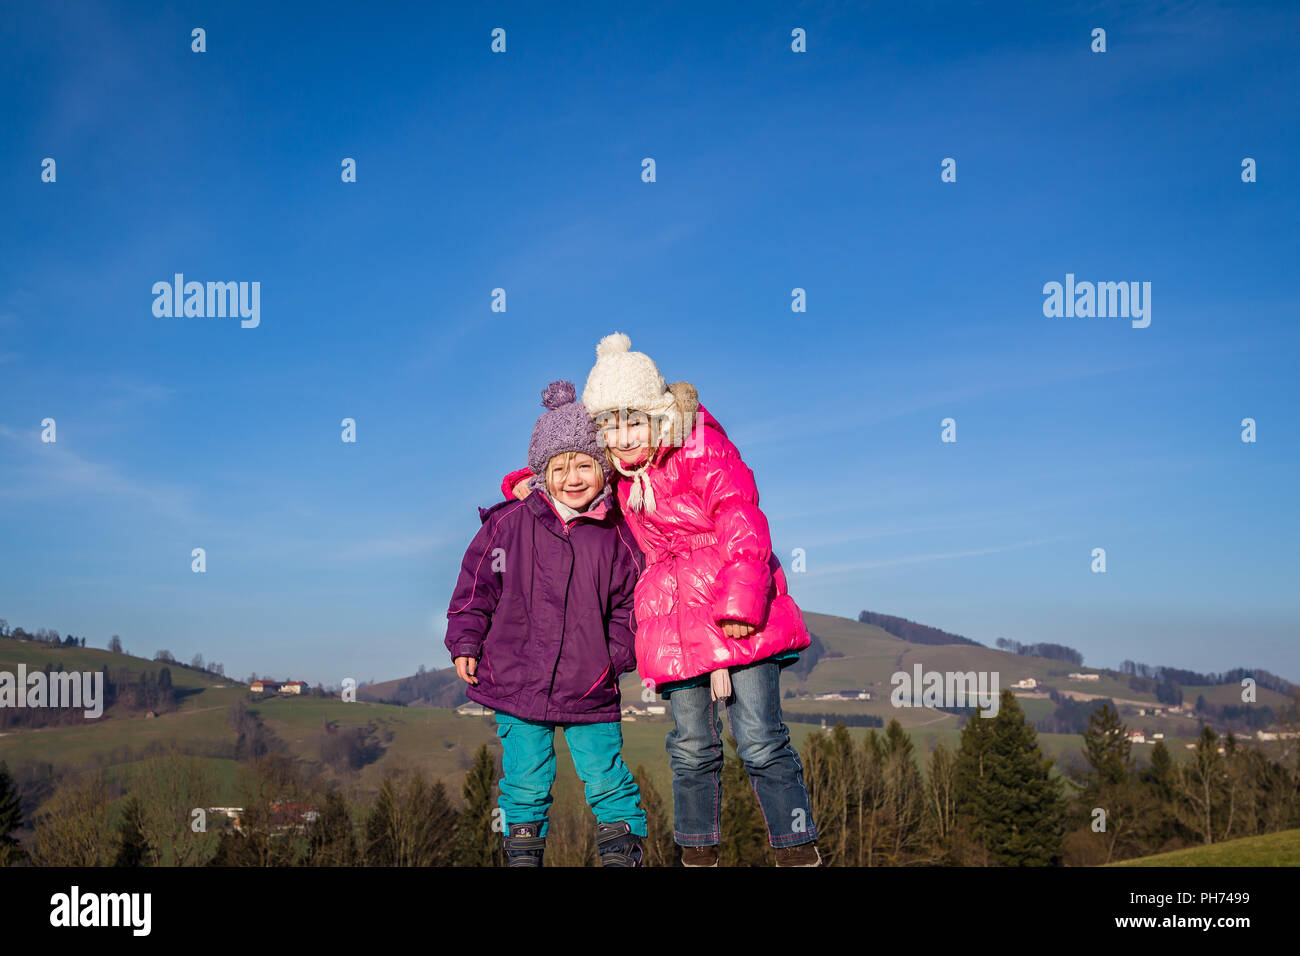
[527, 381, 610, 480]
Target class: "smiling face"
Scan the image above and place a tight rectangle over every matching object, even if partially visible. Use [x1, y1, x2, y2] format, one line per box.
[545, 451, 604, 508]
[595, 408, 653, 466]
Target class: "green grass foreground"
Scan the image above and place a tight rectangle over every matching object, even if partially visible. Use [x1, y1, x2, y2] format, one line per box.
[1106, 827, 1300, 866]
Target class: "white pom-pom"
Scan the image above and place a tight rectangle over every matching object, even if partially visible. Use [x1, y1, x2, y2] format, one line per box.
[596, 332, 631, 359]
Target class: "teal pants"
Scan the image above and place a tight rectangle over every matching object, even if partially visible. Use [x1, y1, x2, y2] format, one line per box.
[495, 712, 647, 838]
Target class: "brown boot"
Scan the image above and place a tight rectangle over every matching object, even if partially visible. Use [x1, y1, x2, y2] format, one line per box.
[774, 842, 821, 866]
[681, 845, 719, 867]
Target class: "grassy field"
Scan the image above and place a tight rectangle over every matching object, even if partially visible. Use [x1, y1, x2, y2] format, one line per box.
[1, 614, 1289, 824]
[1107, 828, 1300, 866]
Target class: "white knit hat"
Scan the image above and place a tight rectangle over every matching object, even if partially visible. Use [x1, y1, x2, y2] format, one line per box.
[582, 332, 678, 512]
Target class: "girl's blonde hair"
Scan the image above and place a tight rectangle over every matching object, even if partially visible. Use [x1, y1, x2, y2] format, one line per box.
[544, 450, 606, 496]
[594, 383, 699, 474]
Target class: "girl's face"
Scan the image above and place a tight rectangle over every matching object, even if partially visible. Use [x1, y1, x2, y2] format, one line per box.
[546, 452, 604, 508]
[596, 409, 652, 465]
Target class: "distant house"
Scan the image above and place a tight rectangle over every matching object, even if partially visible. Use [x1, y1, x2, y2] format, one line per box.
[621, 705, 647, 717]
[813, 689, 872, 701]
[1068, 673, 1100, 682]
[1125, 730, 1147, 744]
[250, 680, 281, 694]
[278, 680, 308, 695]
[646, 705, 666, 716]
[1011, 677, 1038, 690]
[1151, 732, 1164, 740]
[454, 701, 493, 717]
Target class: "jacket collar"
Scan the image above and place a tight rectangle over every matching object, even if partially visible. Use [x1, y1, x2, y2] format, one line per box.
[523, 475, 615, 530]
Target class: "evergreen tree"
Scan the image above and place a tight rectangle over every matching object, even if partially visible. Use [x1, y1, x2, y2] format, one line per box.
[954, 699, 998, 862]
[0, 760, 26, 866]
[1074, 702, 1147, 863]
[454, 744, 502, 866]
[425, 779, 459, 867]
[959, 691, 1066, 866]
[720, 735, 769, 866]
[1080, 702, 1131, 789]
[1136, 739, 1181, 852]
[364, 775, 400, 865]
[306, 790, 358, 866]
[632, 765, 678, 867]
[113, 796, 149, 867]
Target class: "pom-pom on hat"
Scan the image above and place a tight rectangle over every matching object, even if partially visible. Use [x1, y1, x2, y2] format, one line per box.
[581, 332, 676, 422]
[582, 332, 685, 513]
[527, 380, 609, 479]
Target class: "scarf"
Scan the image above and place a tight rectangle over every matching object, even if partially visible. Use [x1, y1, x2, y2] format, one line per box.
[612, 449, 657, 513]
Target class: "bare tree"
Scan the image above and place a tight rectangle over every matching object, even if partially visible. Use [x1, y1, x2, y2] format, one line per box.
[29, 771, 120, 866]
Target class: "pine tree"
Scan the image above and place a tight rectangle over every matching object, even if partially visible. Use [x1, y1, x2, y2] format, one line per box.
[455, 744, 503, 866]
[1136, 739, 1181, 853]
[1075, 702, 1147, 863]
[0, 760, 26, 866]
[720, 735, 770, 866]
[113, 796, 149, 867]
[364, 775, 400, 864]
[426, 779, 459, 866]
[1080, 702, 1132, 789]
[307, 790, 358, 866]
[632, 765, 678, 867]
[959, 690, 1066, 866]
[954, 699, 998, 863]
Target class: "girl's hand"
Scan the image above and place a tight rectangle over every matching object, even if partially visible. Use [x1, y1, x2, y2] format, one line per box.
[455, 656, 480, 685]
[512, 477, 533, 500]
[721, 620, 756, 639]
[710, 668, 732, 702]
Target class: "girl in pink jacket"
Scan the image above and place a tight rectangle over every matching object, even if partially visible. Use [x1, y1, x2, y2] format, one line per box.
[502, 332, 821, 866]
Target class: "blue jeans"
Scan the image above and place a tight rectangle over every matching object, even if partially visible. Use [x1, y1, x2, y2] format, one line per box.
[665, 658, 818, 848]
[495, 713, 647, 837]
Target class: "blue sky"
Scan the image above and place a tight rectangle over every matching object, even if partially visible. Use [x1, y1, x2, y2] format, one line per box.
[1, 0, 1297, 687]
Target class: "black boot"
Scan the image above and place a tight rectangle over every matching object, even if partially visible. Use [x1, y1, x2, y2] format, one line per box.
[503, 822, 546, 867]
[595, 820, 644, 867]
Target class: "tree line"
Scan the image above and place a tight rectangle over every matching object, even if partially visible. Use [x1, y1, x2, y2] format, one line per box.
[1, 689, 1296, 866]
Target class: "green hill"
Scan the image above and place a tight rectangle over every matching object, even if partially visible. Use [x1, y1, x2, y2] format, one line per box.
[1106, 828, 1300, 866]
[2, 612, 1293, 825]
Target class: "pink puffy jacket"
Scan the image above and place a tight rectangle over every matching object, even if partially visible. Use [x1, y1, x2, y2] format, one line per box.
[601, 400, 810, 690]
[500, 393, 810, 691]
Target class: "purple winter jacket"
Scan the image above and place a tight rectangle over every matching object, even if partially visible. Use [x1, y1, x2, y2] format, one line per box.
[444, 476, 644, 723]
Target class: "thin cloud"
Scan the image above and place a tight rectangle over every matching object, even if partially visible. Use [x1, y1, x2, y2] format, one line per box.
[0, 426, 196, 521]
[805, 536, 1065, 577]
[731, 358, 1163, 449]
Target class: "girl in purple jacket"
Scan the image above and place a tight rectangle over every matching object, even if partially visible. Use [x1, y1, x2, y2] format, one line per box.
[445, 381, 647, 866]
